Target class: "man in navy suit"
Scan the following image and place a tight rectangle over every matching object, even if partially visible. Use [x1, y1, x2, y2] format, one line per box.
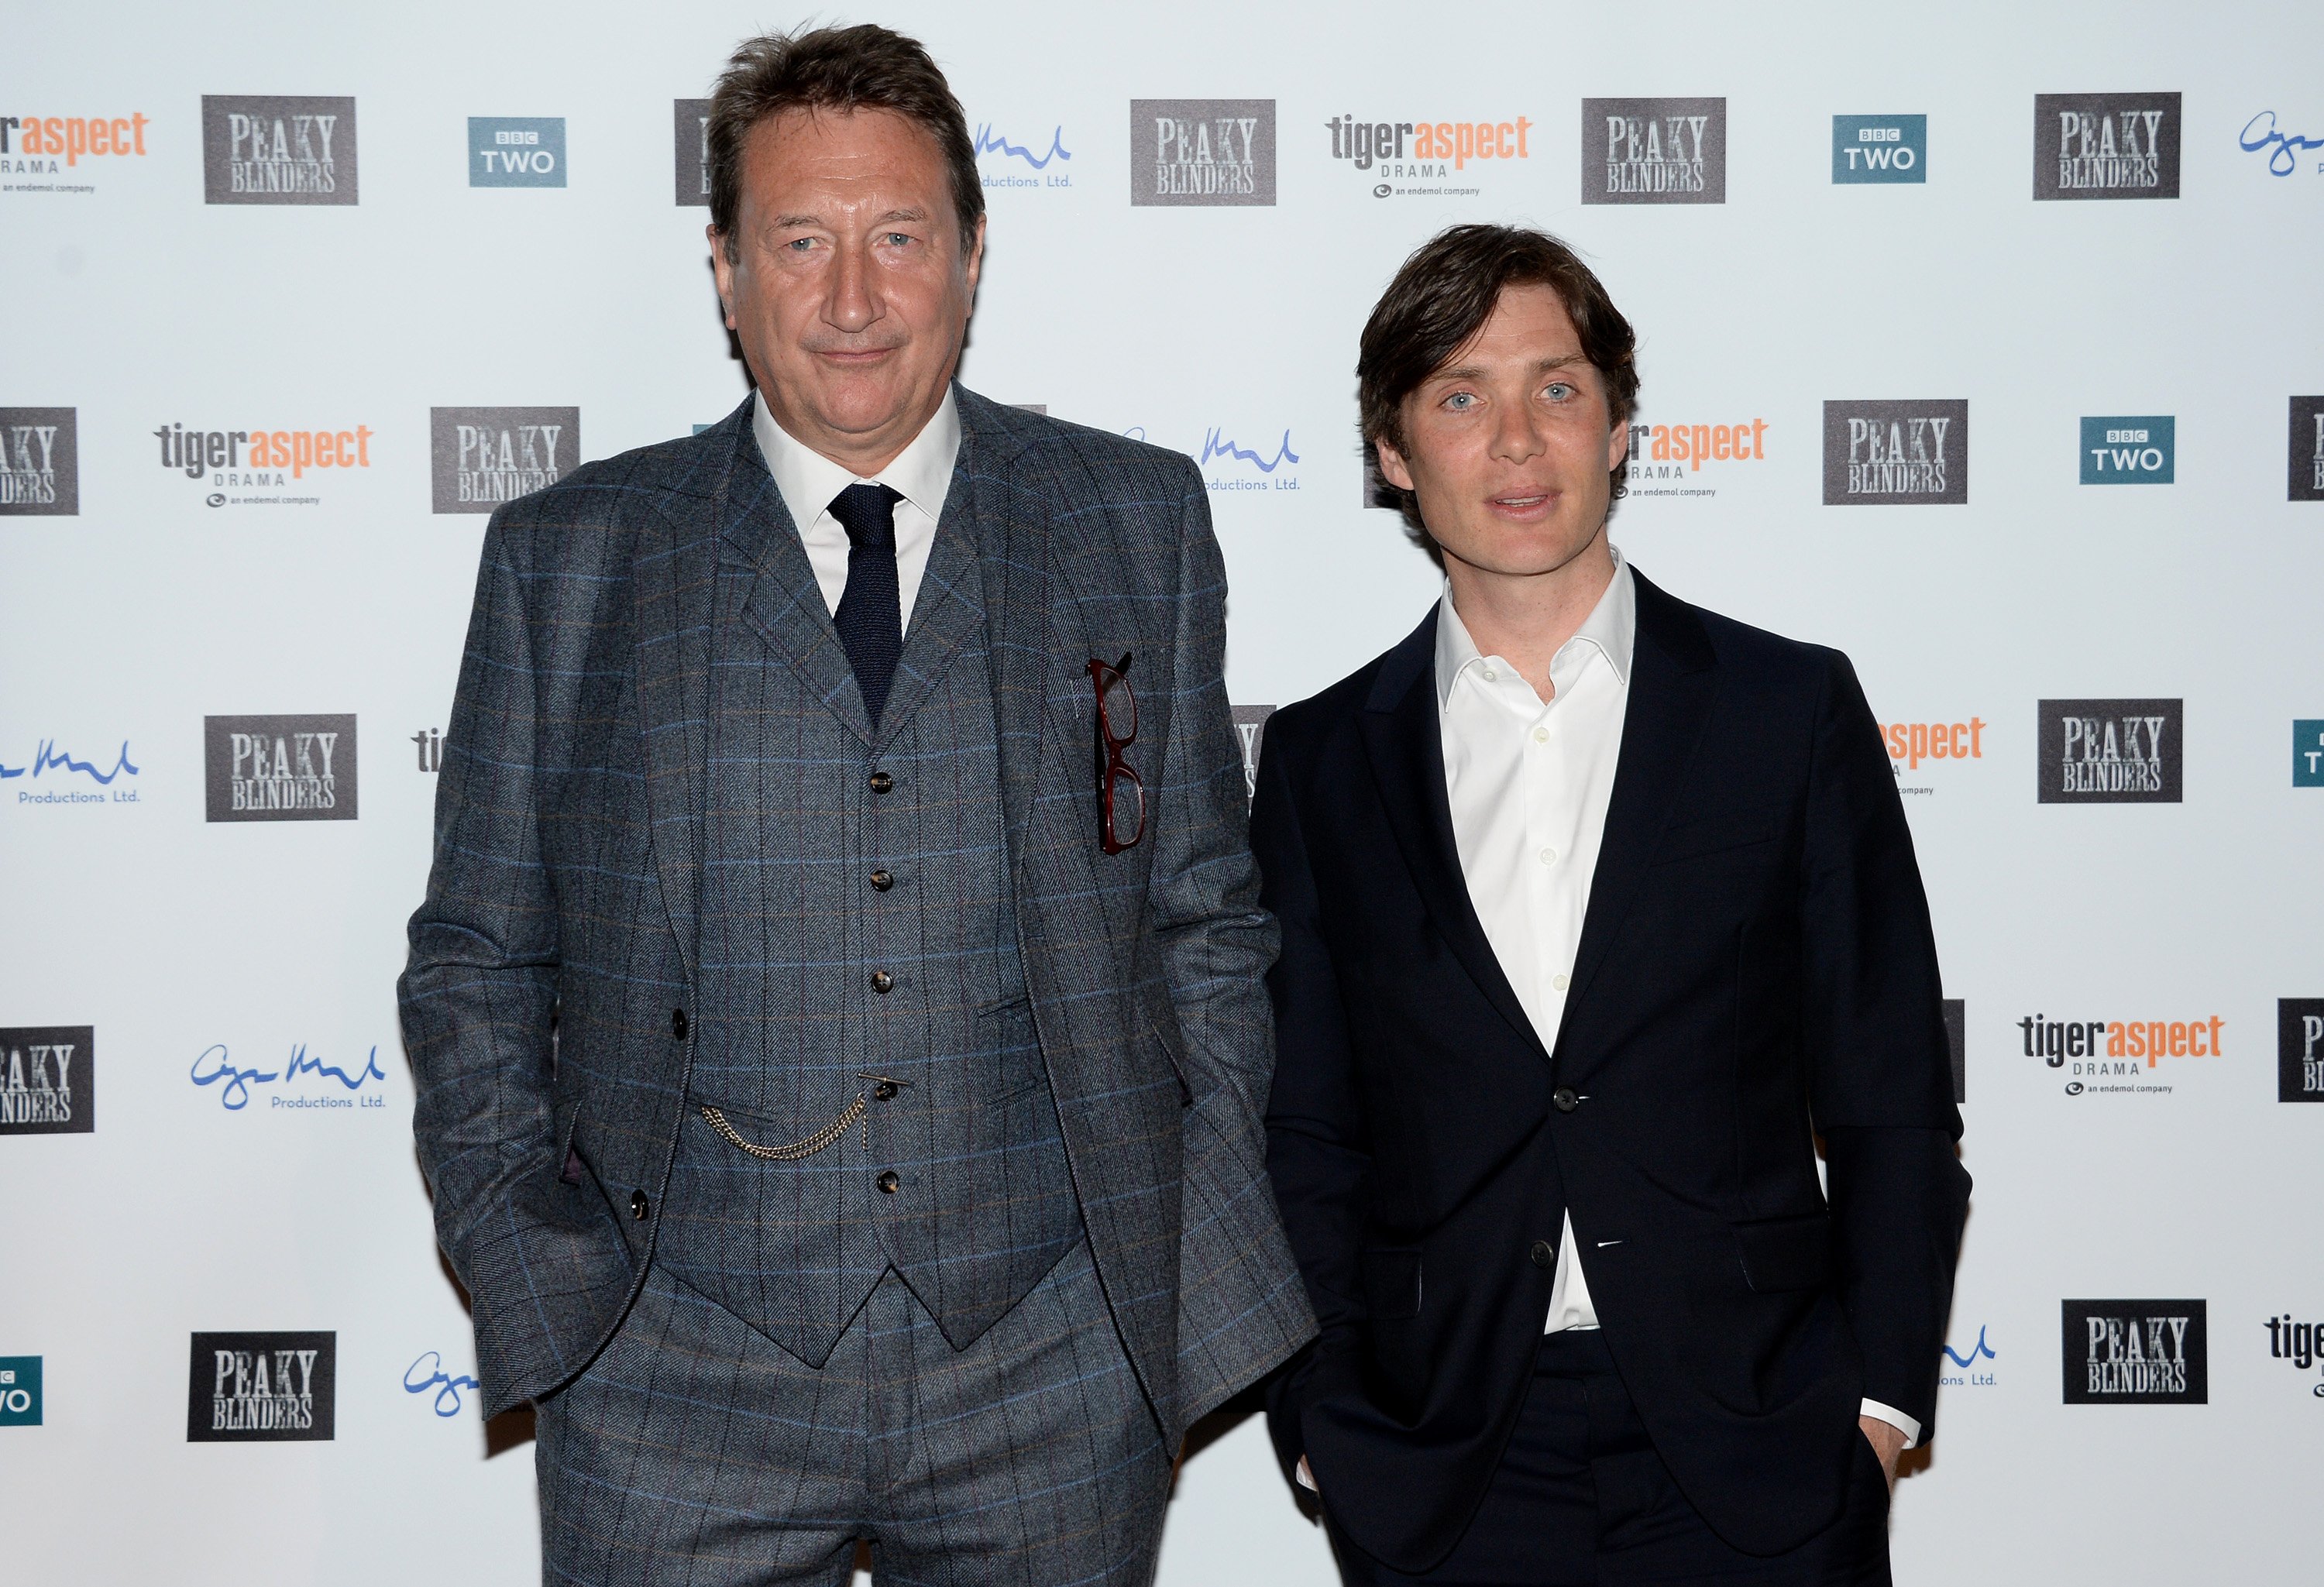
[1256, 225, 1968, 1585]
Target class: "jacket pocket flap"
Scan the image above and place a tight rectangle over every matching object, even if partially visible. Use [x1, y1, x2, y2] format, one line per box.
[1733, 1211, 1831, 1293]
[1657, 808, 1778, 864]
[1360, 1245, 1424, 1320]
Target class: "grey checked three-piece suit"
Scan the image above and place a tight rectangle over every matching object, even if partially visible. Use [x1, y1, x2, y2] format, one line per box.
[399, 387, 1315, 1583]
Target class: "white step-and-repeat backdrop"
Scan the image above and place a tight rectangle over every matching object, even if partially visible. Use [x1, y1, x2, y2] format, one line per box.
[4, 2, 2319, 1581]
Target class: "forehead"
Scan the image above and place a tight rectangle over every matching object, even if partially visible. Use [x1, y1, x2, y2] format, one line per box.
[1439, 281, 1586, 373]
[739, 105, 950, 209]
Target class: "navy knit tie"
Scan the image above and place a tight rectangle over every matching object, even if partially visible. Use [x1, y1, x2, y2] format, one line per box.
[829, 483, 905, 727]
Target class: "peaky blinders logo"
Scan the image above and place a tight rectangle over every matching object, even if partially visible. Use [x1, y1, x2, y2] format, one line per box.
[201, 96, 356, 204]
[1582, 98, 1725, 204]
[2033, 94, 2179, 200]
[2061, 1300, 2205, 1403]
[674, 98, 710, 205]
[2289, 397, 2324, 502]
[1130, 100, 1275, 206]
[0, 1026, 93, 1135]
[2037, 699, 2181, 804]
[0, 408, 77, 515]
[187, 1331, 335, 1441]
[1822, 400, 1967, 505]
[205, 714, 358, 823]
[430, 407, 579, 513]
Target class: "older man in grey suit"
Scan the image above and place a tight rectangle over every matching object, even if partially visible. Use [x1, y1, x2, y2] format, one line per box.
[398, 23, 1312, 1585]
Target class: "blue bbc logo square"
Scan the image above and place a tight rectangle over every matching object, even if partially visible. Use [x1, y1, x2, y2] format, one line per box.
[470, 116, 565, 187]
[1833, 115, 1926, 184]
[2080, 416, 2174, 484]
[2296, 721, 2324, 787]
[0, 1357, 42, 1427]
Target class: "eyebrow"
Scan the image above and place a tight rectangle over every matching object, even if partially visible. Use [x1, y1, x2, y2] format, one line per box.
[768, 206, 931, 229]
[1431, 354, 1588, 383]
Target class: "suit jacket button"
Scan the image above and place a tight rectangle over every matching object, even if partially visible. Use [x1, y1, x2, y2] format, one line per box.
[877, 1170, 901, 1194]
[671, 1008, 689, 1041]
[871, 970, 894, 994]
[868, 770, 894, 795]
[1530, 1239, 1556, 1269]
[1552, 1087, 1579, 1113]
[630, 1190, 650, 1221]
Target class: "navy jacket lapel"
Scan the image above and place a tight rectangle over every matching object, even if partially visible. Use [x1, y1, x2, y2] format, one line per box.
[1359, 609, 1546, 1060]
[1562, 570, 1718, 1023]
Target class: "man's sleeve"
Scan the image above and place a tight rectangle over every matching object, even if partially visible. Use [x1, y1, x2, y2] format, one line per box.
[1250, 716, 1373, 1479]
[397, 507, 562, 1290]
[1798, 648, 1972, 1442]
[1142, 458, 1315, 1423]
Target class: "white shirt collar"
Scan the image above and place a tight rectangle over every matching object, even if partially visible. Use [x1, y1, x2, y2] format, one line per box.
[1434, 546, 1636, 712]
[752, 385, 960, 534]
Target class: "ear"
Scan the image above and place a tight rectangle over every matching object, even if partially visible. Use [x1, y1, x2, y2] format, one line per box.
[707, 225, 736, 328]
[1374, 433, 1417, 493]
[962, 213, 987, 297]
[1604, 413, 1629, 475]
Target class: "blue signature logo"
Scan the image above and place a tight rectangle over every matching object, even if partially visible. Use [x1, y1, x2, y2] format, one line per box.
[404, 1352, 483, 1417]
[1941, 1324, 1998, 1369]
[975, 123, 1071, 170]
[190, 1043, 388, 1111]
[0, 740, 139, 784]
[2240, 112, 2324, 177]
[1200, 428, 1300, 473]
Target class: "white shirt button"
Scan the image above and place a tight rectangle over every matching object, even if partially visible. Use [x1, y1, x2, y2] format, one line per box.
[1481, 667, 1498, 682]
[1552, 973, 1570, 992]
[1538, 847, 1556, 866]
[1532, 727, 1549, 744]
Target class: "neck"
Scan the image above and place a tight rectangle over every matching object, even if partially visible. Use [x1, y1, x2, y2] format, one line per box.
[758, 374, 954, 479]
[1443, 526, 1615, 702]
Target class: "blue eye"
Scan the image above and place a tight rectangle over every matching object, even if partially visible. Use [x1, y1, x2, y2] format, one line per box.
[885, 232, 912, 247]
[1545, 382, 1573, 400]
[1445, 392, 1477, 410]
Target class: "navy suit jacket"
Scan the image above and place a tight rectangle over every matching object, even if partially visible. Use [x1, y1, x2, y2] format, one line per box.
[1257, 569, 1968, 1571]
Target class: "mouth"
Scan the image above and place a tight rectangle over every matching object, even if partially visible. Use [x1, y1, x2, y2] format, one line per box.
[1486, 490, 1558, 522]
[810, 344, 905, 368]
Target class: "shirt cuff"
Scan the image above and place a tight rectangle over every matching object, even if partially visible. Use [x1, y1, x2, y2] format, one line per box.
[1859, 1398, 1921, 1449]
[1295, 1455, 1318, 1492]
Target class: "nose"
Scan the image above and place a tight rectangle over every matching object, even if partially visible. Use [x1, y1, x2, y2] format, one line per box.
[824, 235, 879, 335]
[1488, 397, 1547, 465]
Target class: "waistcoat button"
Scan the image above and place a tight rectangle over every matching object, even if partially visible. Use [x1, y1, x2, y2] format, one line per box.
[869, 868, 894, 891]
[874, 1080, 900, 1101]
[671, 1008, 689, 1041]
[871, 970, 894, 994]
[876, 1170, 900, 1194]
[868, 770, 894, 795]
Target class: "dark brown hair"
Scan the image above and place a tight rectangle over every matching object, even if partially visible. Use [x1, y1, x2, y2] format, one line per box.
[706, 24, 982, 263]
[1358, 225, 1639, 549]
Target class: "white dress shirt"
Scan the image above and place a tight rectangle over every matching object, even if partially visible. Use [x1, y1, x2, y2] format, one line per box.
[1435, 548, 1920, 1448]
[753, 388, 960, 630]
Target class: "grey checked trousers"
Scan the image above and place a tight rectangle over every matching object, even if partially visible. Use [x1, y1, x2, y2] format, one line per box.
[536, 1239, 1173, 1586]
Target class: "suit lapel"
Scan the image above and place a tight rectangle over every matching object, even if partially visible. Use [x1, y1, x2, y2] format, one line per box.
[1562, 571, 1718, 1022]
[869, 490, 985, 749]
[959, 390, 1058, 859]
[1359, 610, 1547, 1060]
[632, 404, 746, 986]
[730, 425, 875, 747]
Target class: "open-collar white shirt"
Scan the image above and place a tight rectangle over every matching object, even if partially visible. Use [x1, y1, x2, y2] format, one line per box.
[1433, 548, 1919, 1446]
[753, 386, 960, 630]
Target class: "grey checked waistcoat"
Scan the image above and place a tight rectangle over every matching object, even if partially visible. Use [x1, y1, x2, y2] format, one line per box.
[654, 471, 1082, 1369]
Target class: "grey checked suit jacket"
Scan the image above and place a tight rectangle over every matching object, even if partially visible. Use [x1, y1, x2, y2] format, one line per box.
[400, 386, 1315, 1435]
